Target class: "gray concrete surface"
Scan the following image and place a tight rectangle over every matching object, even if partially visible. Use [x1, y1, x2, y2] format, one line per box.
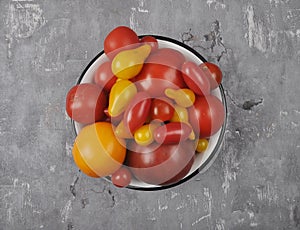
[0, 0, 300, 229]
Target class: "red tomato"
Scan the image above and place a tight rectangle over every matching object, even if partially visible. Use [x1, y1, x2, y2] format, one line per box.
[150, 98, 174, 122]
[111, 166, 132, 188]
[135, 48, 186, 97]
[126, 141, 195, 185]
[123, 92, 152, 133]
[104, 26, 139, 59]
[181, 61, 211, 96]
[94, 61, 117, 92]
[140, 36, 158, 52]
[199, 62, 223, 90]
[66, 83, 107, 124]
[188, 95, 225, 138]
[153, 122, 192, 144]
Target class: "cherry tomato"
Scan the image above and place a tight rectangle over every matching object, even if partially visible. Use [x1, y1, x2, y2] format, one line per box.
[133, 123, 160, 146]
[66, 83, 107, 124]
[196, 138, 209, 152]
[104, 26, 139, 59]
[72, 122, 126, 177]
[134, 48, 186, 97]
[94, 61, 117, 92]
[111, 166, 132, 188]
[181, 61, 211, 96]
[126, 141, 195, 185]
[140, 36, 158, 52]
[123, 92, 152, 134]
[150, 98, 174, 122]
[188, 95, 225, 138]
[153, 122, 192, 144]
[199, 62, 223, 90]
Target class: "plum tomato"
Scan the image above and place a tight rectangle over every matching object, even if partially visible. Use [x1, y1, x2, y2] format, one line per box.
[199, 62, 223, 90]
[65, 83, 107, 124]
[150, 98, 174, 122]
[140, 36, 158, 52]
[72, 122, 126, 178]
[188, 95, 225, 138]
[111, 166, 132, 188]
[181, 61, 211, 96]
[94, 61, 117, 92]
[126, 141, 195, 185]
[134, 48, 186, 97]
[104, 26, 139, 59]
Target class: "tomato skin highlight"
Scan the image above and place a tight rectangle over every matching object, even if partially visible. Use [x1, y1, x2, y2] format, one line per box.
[65, 83, 107, 124]
[153, 122, 192, 144]
[181, 61, 211, 96]
[104, 26, 139, 59]
[188, 95, 225, 138]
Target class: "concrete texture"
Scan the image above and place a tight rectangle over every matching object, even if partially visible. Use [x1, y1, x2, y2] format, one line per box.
[0, 0, 300, 229]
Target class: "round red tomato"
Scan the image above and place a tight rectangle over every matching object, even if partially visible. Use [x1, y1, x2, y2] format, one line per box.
[111, 166, 132, 188]
[134, 48, 186, 97]
[126, 141, 195, 185]
[104, 26, 139, 59]
[66, 83, 107, 124]
[140, 36, 158, 52]
[94, 61, 117, 92]
[199, 62, 223, 90]
[188, 95, 225, 138]
[150, 98, 174, 122]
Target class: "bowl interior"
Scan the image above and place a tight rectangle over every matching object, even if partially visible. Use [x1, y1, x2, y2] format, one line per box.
[74, 37, 226, 190]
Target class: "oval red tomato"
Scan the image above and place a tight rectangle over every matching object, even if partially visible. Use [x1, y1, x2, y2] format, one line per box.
[134, 48, 186, 97]
[181, 61, 211, 96]
[199, 62, 223, 90]
[66, 83, 107, 124]
[188, 95, 225, 138]
[94, 61, 117, 92]
[104, 26, 139, 59]
[150, 98, 174, 122]
[126, 141, 195, 185]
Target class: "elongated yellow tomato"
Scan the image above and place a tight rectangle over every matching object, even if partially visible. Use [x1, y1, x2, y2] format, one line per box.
[108, 79, 137, 117]
[72, 122, 126, 178]
[165, 88, 195, 108]
[111, 44, 151, 80]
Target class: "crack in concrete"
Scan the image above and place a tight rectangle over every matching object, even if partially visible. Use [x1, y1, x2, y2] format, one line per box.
[225, 90, 263, 110]
[69, 174, 79, 198]
[107, 188, 116, 208]
[181, 21, 232, 62]
[242, 99, 263, 110]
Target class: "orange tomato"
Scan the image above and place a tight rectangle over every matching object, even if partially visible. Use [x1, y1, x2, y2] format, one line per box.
[72, 122, 126, 177]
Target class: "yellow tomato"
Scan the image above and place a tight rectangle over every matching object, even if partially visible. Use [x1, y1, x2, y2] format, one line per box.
[111, 44, 151, 80]
[72, 122, 126, 177]
[196, 138, 209, 153]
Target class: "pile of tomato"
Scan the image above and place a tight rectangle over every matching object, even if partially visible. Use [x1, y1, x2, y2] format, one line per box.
[65, 26, 225, 188]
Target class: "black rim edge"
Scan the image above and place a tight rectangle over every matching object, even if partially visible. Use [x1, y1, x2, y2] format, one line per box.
[71, 35, 227, 191]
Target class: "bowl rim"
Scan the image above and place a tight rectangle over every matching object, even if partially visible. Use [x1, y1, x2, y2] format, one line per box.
[71, 35, 228, 191]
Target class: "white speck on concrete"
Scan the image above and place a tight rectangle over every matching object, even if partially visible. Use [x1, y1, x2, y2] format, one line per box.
[50, 165, 56, 172]
[61, 200, 72, 223]
[207, 0, 226, 10]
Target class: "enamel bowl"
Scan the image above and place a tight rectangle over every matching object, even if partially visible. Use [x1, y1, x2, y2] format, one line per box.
[73, 35, 227, 190]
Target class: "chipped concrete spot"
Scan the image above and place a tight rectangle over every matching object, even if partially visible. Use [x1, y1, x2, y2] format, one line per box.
[244, 5, 268, 53]
[61, 200, 72, 223]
